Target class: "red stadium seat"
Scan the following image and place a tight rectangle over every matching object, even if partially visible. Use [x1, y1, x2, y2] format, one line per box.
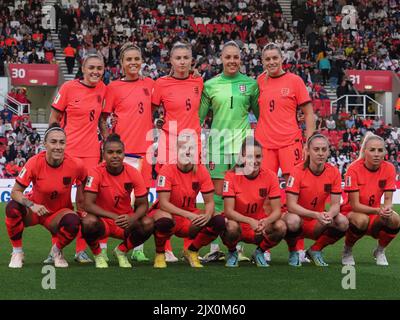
[197, 24, 207, 34]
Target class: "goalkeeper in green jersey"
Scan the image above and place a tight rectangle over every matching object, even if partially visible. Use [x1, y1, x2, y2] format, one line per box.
[199, 41, 259, 262]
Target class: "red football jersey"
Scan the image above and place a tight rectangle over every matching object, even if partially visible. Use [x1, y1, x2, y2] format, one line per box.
[255, 72, 311, 149]
[156, 164, 214, 210]
[223, 168, 281, 219]
[16, 152, 86, 213]
[85, 163, 147, 215]
[104, 78, 154, 154]
[52, 79, 106, 158]
[286, 163, 342, 218]
[152, 75, 203, 136]
[342, 159, 396, 211]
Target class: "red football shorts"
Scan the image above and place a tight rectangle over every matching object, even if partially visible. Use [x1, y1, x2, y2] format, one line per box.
[99, 217, 125, 240]
[27, 208, 75, 231]
[262, 140, 303, 175]
[300, 218, 319, 240]
[148, 207, 201, 238]
[237, 213, 267, 244]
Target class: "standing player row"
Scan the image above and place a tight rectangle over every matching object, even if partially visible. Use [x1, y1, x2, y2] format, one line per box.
[6, 128, 399, 268]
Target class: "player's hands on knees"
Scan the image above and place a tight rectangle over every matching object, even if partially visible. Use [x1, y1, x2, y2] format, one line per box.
[32, 204, 49, 216]
[316, 212, 331, 225]
[379, 206, 394, 220]
[259, 218, 273, 234]
[192, 213, 211, 227]
[249, 218, 261, 232]
[115, 214, 132, 229]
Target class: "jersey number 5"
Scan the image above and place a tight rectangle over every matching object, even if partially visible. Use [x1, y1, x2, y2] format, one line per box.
[89, 109, 95, 121]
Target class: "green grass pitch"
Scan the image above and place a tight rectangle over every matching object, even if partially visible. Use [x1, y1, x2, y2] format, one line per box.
[0, 203, 399, 300]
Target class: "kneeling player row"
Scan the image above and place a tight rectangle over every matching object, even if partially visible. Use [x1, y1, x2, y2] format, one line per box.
[5, 126, 399, 268]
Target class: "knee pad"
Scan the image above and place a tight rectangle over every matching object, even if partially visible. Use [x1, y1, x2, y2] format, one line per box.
[5, 200, 26, 218]
[154, 218, 174, 233]
[208, 215, 226, 233]
[58, 213, 80, 235]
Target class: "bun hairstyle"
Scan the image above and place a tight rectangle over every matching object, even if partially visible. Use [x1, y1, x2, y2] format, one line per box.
[103, 133, 125, 150]
[233, 136, 263, 170]
[44, 122, 65, 142]
[358, 131, 385, 160]
[303, 133, 330, 169]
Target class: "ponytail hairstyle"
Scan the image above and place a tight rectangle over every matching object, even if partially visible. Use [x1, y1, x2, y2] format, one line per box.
[170, 41, 192, 57]
[103, 133, 125, 151]
[232, 136, 263, 172]
[82, 53, 104, 67]
[44, 122, 65, 142]
[303, 133, 330, 169]
[358, 131, 385, 160]
[221, 40, 240, 54]
[262, 42, 283, 58]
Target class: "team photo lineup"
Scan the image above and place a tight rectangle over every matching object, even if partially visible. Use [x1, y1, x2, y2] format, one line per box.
[1, 0, 400, 301]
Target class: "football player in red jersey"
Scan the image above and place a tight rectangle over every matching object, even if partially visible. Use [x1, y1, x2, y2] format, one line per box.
[81, 134, 154, 268]
[152, 41, 203, 165]
[150, 133, 225, 268]
[256, 43, 315, 263]
[104, 42, 155, 262]
[222, 137, 286, 267]
[6, 124, 86, 268]
[284, 134, 348, 267]
[152, 41, 204, 261]
[342, 132, 400, 266]
[47, 53, 109, 263]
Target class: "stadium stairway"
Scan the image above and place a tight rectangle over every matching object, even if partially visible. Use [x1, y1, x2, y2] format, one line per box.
[44, 0, 78, 82]
[278, 0, 293, 23]
[32, 123, 48, 142]
[324, 85, 337, 101]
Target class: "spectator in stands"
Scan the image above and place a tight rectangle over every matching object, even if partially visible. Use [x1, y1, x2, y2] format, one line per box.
[394, 94, 400, 123]
[345, 116, 355, 129]
[27, 128, 40, 145]
[4, 160, 20, 177]
[64, 43, 76, 74]
[0, 105, 13, 123]
[28, 48, 40, 64]
[0, 119, 6, 137]
[318, 51, 331, 86]
[372, 117, 383, 131]
[326, 115, 336, 131]
[0, 152, 6, 177]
